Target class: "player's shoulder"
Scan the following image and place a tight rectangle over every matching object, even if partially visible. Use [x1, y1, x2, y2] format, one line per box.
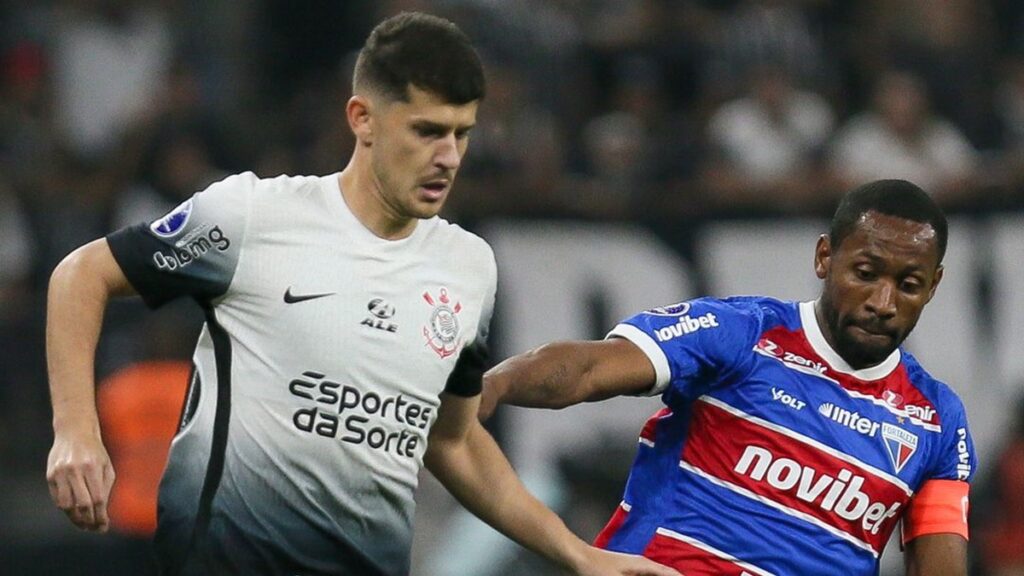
[899, 350, 968, 417]
[424, 216, 495, 270]
[249, 172, 327, 197]
[694, 295, 795, 329]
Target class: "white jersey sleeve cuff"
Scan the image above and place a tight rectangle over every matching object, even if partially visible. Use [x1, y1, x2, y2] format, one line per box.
[606, 323, 671, 396]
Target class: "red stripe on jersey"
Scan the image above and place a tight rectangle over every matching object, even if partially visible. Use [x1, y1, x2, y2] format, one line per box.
[594, 502, 630, 548]
[757, 327, 940, 429]
[682, 399, 910, 553]
[639, 408, 672, 444]
[644, 529, 771, 575]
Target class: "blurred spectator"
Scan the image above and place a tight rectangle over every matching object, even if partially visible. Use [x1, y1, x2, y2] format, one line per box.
[829, 71, 978, 205]
[850, 0, 998, 146]
[701, 0, 831, 102]
[701, 64, 835, 212]
[974, 398, 1024, 575]
[51, 0, 172, 159]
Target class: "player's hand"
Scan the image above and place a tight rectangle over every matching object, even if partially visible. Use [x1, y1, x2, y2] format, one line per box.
[573, 547, 680, 576]
[46, 429, 115, 533]
[477, 373, 505, 422]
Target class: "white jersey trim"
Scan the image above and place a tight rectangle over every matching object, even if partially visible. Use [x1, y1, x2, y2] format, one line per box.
[680, 460, 880, 557]
[700, 395, 912, 494]
[799, 301, 900, 380]
[654, 528, 777, 576]
[607, 323, 671, 395]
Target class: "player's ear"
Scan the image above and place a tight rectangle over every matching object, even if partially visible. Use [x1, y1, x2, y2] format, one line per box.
[347, 95, 373, 146]
[814, 234, 831, 280]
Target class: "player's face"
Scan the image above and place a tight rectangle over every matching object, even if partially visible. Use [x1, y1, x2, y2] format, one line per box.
[815, 211, 944, 369]
[369, 85, 478, 221]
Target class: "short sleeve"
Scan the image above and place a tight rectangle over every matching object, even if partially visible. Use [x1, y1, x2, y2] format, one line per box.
[606, 298, 762, 401]
[106, 172, 255, 308]
[443, 242, 497, 397]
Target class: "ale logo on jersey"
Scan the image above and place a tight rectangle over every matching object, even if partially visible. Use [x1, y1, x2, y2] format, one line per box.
[881, 422, 918, 474]
[423, 287, 461, 358]
[150, 199, 193, 237]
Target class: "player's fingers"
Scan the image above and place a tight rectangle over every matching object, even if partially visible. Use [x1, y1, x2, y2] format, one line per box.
[68, 471, 96, 528]
[83, 464, 111, 532]
[48, 471, 73, 511]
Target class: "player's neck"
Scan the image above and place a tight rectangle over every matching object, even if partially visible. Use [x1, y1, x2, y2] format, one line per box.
[338, 159, 417, 240]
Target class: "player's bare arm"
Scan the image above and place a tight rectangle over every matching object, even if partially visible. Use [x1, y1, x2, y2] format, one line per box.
[426, 391, 678, 576]
[46, 238, 135, 532]
[479, 338, 655, 421]
[904, 534, 967, 576]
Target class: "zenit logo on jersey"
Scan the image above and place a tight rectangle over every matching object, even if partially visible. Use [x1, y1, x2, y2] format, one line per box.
[150, 199, 194, 237]
[881, 423, 918, 473]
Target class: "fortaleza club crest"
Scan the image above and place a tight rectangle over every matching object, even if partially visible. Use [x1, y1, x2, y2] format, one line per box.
[422, 288, 462, 358]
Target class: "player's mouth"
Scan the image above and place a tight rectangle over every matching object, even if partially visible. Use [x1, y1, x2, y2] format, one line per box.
[849, 322, 896, 343]
[419, 179, 450, 201]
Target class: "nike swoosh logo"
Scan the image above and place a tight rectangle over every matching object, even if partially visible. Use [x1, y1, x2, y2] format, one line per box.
[283, 287, 336, 304]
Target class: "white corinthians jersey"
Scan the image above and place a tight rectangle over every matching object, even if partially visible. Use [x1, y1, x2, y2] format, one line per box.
[107, 172, 496, 576]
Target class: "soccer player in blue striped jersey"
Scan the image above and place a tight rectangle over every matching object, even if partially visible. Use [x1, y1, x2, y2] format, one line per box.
[482, 180, 974, 576]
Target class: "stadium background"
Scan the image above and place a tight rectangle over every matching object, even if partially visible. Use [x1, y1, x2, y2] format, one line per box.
[2, 0, 1024, 574]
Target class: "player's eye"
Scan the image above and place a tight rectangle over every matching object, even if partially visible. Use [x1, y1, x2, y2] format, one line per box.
[900, 279, 923, 294]
[855, 268, 876, 281]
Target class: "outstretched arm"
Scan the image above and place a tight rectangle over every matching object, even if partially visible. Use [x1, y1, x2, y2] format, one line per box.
[904, 534, 967, 576]
[426, 391, 678, 576]
[46, 239, 135, 532]
[479, 337, 656, 421]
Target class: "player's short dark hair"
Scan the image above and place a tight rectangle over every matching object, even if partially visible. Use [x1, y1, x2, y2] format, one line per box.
[829, 179, 948, 263]
[354, 12, 485, 104]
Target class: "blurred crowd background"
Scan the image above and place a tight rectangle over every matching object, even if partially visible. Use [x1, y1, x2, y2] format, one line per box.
[3, 0, 1024, 574]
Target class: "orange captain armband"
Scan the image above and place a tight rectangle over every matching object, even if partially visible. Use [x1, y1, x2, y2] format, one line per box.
[901, 479, 970, 544]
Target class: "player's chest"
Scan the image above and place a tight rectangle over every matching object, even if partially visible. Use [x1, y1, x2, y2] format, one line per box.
[710, 356, 939, 488]
[227, 241, 485, 382]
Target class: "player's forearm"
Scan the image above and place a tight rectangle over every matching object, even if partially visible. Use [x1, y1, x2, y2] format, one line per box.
[47, 241, 123, 433]
[484, 342, 597, 410]
[425, 422, 588, 571]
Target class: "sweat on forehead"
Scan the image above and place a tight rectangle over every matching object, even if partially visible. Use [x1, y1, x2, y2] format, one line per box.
[829, 179, 948, 263]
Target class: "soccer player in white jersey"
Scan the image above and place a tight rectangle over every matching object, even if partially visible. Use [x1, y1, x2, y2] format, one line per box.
[44, 12, 679, 576]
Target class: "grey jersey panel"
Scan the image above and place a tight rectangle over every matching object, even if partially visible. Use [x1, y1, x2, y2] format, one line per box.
[108, 172, 497, 575]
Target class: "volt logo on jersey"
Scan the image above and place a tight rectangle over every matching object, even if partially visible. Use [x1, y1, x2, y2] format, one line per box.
[881, 423, 918, 474]
[150, 199, 193, 237]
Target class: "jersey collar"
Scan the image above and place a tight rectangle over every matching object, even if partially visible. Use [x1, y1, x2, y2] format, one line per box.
[799, 300, 901, 381]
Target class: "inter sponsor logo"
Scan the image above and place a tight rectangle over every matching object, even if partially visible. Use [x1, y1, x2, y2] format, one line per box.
[818, 403, 880, 437]
[654, 312, 719, 342]
[733, 445, 901, 536]
[152, 225, 230, 272]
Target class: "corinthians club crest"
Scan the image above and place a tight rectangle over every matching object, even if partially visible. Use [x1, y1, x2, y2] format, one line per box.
[423, 287, 462, 358]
